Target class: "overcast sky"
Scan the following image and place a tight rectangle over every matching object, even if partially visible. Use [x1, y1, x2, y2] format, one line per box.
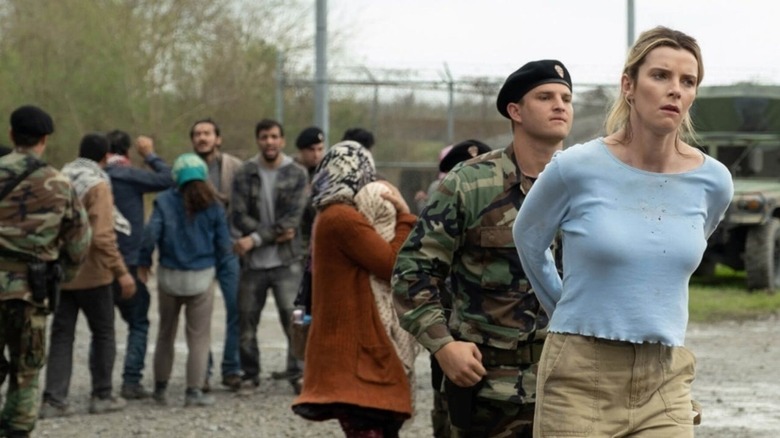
[327, 0, 777, 86]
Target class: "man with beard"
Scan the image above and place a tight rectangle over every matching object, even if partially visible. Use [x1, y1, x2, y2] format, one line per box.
[190, 119, 243, 209]
[189, 118, 243, 391]
[231, 119, 308, 391]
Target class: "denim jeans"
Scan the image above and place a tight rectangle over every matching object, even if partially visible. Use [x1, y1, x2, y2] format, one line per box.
[238, 262, 302, 380]
[207, 278, 241, 378]
[44, 284, 116, 403]
[113, 266, 150, 386]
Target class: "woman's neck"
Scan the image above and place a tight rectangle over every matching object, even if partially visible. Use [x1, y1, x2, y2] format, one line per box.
[604, 128, 701, 173]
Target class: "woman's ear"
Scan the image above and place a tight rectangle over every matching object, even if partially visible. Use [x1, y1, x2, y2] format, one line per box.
[621, 74, 634, 101]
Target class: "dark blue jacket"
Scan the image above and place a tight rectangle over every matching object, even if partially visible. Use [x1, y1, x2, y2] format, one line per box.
[106, 154, 173, 266]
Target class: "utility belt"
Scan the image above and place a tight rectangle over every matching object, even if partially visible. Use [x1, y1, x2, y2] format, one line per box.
[477, 341, 545, 367]
[0, 260, 28, 273]
[442, 340, 544, 431]
[0, 254, 62, 313]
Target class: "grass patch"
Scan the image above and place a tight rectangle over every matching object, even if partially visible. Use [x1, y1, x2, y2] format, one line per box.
[689, 265, 780, 323]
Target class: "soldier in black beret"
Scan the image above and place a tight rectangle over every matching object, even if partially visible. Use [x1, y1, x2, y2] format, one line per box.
[496, 60, 572, 119]
[294, 126, 325, 179]
[9, 105, 55, 149]
[1, 105, 91, 433]
[293, 125, 325, 262]
[295, 126, 324, 150]
[393, 60, 574, 438]
[439, 139, 492, 174]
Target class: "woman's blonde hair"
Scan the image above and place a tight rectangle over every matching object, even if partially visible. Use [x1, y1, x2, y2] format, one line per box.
[605, 26, 704, 142]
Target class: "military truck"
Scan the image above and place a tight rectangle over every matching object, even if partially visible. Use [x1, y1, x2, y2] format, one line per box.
[694, 85, 780, 291]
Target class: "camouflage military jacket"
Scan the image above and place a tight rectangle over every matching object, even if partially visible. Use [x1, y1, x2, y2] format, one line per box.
[0, 151, 91, 302]
[393, 145, 548, 353]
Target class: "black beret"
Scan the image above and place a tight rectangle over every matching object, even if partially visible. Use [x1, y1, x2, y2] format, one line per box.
[496, 60, 572, 119]
[10, 105, 54, 137]
[439, 139, 492, 173]
[295, 126, 324, 150]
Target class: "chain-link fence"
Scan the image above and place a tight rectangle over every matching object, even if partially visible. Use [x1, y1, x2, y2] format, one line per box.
[276, 63, 614, 210]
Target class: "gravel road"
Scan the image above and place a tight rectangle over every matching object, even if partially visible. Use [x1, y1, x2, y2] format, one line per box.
[31, 285, 780, 437]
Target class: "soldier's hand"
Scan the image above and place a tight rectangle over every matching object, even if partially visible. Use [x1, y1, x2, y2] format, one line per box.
[434, 341, 486, 387]
[135, 135, 155, 158]
[117, 272, 137, 299]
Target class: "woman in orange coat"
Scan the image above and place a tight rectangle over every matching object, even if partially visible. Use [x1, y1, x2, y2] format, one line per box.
[292, 141, 416, 437]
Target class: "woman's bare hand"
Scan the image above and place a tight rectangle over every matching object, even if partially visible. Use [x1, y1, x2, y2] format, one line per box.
[377, 181, 410, 214]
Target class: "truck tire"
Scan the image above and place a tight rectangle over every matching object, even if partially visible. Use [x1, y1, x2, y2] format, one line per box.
[745, 218, 780, 291]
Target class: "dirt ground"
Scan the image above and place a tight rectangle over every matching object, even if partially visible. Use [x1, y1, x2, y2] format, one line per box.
[30, 283, 780, 437]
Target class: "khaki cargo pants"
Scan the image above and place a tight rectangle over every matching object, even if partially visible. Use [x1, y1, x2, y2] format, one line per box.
[534, 333, 696, 438]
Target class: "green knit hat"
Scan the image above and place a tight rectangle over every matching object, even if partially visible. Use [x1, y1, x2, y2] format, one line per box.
[172, 153, 207, 187]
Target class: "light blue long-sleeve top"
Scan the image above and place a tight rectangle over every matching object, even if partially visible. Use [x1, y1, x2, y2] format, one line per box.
[513, 138, 733, 346]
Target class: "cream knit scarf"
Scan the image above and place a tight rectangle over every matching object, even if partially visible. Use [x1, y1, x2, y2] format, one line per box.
[355, 181, 420, 408]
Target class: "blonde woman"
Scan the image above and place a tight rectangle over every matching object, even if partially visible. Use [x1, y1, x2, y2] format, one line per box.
[513, 27, 733, 437]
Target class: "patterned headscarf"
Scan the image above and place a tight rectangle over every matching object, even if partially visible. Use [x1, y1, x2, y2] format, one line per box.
[311, 140, 375, 210]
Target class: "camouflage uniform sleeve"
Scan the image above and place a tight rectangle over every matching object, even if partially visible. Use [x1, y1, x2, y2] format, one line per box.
[392, 171, 466, 353]
[58, 183, 91, 282]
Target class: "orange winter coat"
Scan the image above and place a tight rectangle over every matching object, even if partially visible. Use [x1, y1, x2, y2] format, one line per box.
[293, 203, 416, 417]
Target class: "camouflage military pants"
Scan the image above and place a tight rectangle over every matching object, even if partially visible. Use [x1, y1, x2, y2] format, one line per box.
[0, 301, 47, 436]
[449, 391, 534, 438]
[447, 344, 540, 438]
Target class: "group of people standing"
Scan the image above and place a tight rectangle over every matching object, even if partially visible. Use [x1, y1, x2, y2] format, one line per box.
[0, 25, 734, 438]
[0, 94, 378, 435]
